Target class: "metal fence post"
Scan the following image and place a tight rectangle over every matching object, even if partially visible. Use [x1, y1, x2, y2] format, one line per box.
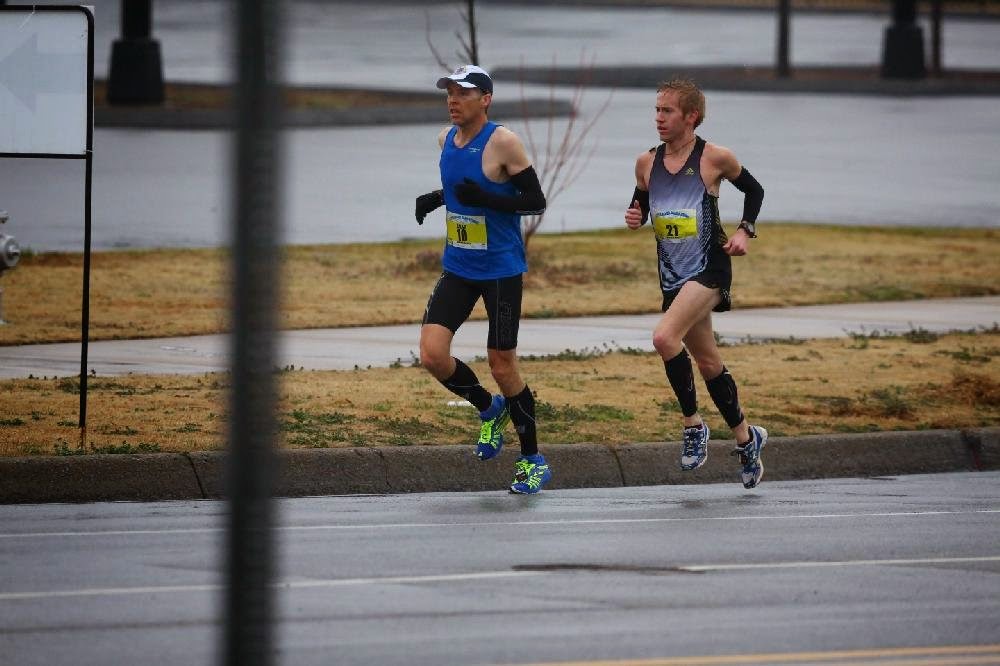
[223, 1, 285, 665]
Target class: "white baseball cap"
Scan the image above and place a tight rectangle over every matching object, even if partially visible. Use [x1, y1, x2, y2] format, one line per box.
[436, 65, 493, 94]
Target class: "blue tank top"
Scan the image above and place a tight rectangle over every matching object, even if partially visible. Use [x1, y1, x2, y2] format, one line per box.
[439, 121, 527, 280]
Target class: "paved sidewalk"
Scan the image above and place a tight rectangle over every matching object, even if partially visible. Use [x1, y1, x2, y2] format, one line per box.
[3, 297, 997, 504]
[1, 296, 997, 379]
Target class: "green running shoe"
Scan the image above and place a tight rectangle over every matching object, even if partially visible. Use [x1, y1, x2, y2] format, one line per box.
[509, 454, 552, 494]
[476, 395, 509, 460]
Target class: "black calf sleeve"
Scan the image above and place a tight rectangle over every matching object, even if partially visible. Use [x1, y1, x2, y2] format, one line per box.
[705, 366, 745, 429]
[441, 358, 493, 412]
[507, 385, 538, 456]
[664, 349, 698, 417]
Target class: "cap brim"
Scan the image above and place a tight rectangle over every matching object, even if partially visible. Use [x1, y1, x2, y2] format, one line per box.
[436, 77, 478, 90]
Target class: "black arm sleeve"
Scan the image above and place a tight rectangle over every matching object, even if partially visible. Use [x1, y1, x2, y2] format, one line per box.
[474, 166, 546, 214]
[729, 167, 764, 224]
[630, 187, 650, 225]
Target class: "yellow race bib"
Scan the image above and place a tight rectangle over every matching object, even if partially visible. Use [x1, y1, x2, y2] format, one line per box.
[653, 209, 699, 243]
[446, 211, 488, 250]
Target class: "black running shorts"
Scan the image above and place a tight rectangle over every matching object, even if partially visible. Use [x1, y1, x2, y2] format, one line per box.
[423, 271, 523, 351]
[661, 243, 733, 313]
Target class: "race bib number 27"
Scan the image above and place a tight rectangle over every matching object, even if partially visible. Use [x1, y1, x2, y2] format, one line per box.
[446, 211, 488, 250]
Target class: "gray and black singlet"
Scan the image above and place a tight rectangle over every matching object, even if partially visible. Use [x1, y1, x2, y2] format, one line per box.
[647, 136, 731, 300]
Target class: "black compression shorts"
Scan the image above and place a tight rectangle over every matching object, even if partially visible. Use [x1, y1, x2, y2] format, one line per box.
[422, 271, 523, 351]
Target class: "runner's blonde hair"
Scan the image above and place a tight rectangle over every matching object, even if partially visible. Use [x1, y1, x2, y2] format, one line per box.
[657, 78, 706, 128]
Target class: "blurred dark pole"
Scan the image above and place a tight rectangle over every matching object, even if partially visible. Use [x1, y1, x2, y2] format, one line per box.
[467, 0, 479, 66]
[223, 0, 285, 664]
[776, 0, 791, 78]
[930, 0, 943, 76]
[881, 0, 926, 79]
[107, 0, 164, 104]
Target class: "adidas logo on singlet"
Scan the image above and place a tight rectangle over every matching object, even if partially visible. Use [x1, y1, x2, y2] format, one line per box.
[684, 167, 695, 175]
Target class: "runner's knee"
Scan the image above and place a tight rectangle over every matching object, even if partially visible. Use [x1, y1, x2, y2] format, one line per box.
[694, 356, 723, 379]
[419, 341, 452, 377]
[652, 328, 683, 360]
[488, 354, 519, 387]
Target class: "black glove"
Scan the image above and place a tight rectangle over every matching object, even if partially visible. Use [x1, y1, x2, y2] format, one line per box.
[454, 178, 488, 207]
[415, 190, 444, 225]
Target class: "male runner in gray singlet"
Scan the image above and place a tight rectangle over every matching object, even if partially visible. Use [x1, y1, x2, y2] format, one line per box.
[624, 78, 769, 489]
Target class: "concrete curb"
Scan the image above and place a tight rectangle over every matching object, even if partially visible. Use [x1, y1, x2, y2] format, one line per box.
[1, 428, 996, 504]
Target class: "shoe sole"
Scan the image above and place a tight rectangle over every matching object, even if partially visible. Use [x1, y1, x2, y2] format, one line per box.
[680, 457, 707, 471]
[509, 471, 552, 494]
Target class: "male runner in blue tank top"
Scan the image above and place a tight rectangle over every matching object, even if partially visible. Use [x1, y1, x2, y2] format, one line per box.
[413, 65, 552, 494]
[624, 78, 769, 489]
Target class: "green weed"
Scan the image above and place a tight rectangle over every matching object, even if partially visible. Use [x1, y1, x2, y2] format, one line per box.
[90, 442, 162, 455]
[96, 425, 140, 436]
[934, 346, 995, 364]
[903, 327, 939, 344]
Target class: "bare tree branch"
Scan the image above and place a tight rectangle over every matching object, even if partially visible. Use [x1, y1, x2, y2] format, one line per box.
[425, 10, 452, 72]
[520, 52, 613, 246]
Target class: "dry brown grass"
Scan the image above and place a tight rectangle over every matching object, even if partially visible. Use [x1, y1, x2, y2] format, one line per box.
[3, 223, 997, 457]
[2, 330, 997, 457]
[3, 224, 998, 345]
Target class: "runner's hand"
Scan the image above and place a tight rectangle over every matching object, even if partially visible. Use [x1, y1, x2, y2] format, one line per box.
[625, 200, 644, 230]
[415, 190, 444, 225]
[723, 227, 751, 256]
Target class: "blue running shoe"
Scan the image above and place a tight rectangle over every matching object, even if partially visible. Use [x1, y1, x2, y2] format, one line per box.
[476, 394, 510, 460]
[731, 425, 768, 489]
[509, 454, 552, 494]
[680, 423, 710, 471]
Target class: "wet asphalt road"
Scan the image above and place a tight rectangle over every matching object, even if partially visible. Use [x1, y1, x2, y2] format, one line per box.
[1, 471, 998, 665]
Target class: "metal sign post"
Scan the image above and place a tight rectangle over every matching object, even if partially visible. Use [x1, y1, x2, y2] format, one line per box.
[224, 1, 285, 665]
[0, 5, 94, 439]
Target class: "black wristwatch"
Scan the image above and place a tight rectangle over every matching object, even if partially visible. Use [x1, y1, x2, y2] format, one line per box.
[738, 221, 757, 238]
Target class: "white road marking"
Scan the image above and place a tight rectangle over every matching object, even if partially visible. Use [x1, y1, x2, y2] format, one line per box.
[1, 554, 997, 602]
[0, 570, 543, 601]
[1, 508, 997, 539]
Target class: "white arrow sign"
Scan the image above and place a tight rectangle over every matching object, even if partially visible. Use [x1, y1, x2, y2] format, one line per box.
[0, 7, 91, 155]
[0, 33, 87, 112]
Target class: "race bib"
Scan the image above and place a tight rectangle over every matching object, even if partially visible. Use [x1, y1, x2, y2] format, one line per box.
[446, 211, 488, 250]
[653, 209, 699, 242]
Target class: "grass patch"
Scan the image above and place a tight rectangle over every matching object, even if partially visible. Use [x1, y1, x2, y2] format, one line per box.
[2, 224, 998, 345]
[54, 441, 162, 456]
[280, 409, 357, 448]
[2, 331, 999, 456]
